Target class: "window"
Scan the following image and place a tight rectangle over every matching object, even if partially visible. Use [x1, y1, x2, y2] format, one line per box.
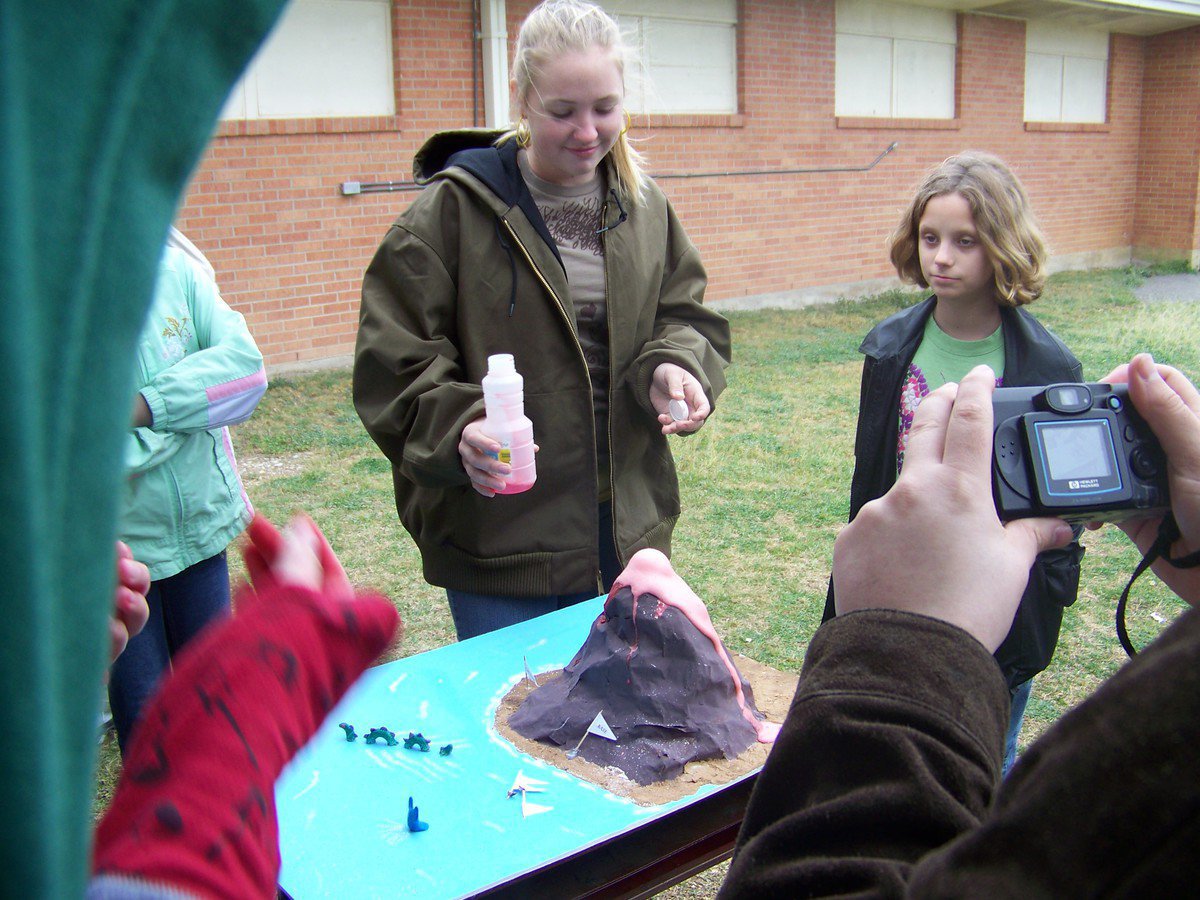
[221, 0, 394, 120]
[835, 0, 956, 119]
[604, 0, 737, 115]
[1024, 21, 1108, 124]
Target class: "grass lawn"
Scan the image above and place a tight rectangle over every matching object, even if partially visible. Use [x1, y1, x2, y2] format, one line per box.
[94, 265, 1198, 842]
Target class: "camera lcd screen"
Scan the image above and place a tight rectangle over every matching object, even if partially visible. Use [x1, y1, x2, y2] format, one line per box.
[1042, 420, 1115, 480]
[1031, 417, 1123, 500]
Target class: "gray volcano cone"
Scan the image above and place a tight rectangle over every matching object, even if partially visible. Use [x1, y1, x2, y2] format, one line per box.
[509, 585, 764, 785]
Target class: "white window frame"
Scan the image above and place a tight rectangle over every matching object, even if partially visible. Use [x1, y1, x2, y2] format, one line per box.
[834, 0, 957, 120]
[603, 0, 738, 115]
[1024, 21, 1108, 124]
[221, 0, 394, 121]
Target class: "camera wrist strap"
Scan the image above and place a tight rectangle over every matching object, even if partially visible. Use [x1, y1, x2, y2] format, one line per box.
[1115, 513, 1200, 657]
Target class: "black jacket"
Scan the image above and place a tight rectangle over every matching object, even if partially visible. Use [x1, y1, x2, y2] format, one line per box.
[825, 297, 1085, 688]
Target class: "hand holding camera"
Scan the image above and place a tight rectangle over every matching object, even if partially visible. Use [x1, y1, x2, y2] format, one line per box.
[1100, 354, 1200, 608]
[834, 365, 1073, 652]
[836, 354, 1200, 652]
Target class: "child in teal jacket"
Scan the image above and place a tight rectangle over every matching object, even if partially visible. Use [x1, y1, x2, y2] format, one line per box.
[108, 241, 267, 753]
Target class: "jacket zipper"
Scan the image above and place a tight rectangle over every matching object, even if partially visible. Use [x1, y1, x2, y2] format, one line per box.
[598, 197, 620, 572]
[498, 217, 587, 370]
[499, 215, 603, 568]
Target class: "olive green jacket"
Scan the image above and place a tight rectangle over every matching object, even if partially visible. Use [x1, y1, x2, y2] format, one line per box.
[354, 130, 731, 595]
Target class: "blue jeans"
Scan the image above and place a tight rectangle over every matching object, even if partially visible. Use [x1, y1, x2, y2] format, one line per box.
[107, 550, 232, 754]
[446, 502, 621, 641]
[1002, 678, 1033, 777]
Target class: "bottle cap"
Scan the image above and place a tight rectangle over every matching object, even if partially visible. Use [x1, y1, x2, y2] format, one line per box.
[487, 354, 516, 376]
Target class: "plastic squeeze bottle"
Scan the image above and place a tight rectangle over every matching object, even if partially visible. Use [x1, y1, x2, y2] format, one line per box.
[481, 353, 536, 494]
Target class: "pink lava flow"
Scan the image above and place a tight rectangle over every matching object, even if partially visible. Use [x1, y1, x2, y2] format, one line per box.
[608, 549, 780, 743]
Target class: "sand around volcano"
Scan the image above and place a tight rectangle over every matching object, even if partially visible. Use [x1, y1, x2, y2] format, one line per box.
[503, 550, 792, 796]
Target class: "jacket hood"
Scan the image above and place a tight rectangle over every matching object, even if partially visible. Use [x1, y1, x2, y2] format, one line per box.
[413, 127, 564, 270]
[413, 129, 514, 194]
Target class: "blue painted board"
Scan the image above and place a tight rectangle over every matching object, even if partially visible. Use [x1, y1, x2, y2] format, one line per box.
[277, 597, 747, 898]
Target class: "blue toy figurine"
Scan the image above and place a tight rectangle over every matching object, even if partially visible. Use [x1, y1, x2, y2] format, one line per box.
[407, 796, 429, 833]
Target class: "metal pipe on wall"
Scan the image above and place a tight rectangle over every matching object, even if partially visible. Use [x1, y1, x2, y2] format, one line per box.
[339, 142, 900, 196]
[479, 0, 508, 128]
[472, 0, 480, 127]
[653, 142, 899, 180]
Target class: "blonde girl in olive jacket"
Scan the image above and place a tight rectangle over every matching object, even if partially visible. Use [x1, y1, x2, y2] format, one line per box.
[354, 0, 731, 639]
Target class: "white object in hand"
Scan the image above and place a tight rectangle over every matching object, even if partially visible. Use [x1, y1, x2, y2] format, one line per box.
[668, 399, 689, 422]
[482, 354, 536, 493]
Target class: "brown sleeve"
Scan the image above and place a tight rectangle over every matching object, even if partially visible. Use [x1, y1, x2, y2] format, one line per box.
[720, 609, 1007, 898]
[911, 607, 1200, 896]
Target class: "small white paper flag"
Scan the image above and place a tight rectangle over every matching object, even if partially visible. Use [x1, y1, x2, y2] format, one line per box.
[586, 711, 616, 741]
[522, 794, 554, 817]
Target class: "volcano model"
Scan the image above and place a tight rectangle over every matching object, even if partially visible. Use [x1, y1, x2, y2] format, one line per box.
[509, 549, 779, 785]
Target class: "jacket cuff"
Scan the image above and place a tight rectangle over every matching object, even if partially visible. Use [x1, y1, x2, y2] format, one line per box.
[139, 386, 167, 430]
[631, 352, 706, 417]
[805, 610, 1009, 760]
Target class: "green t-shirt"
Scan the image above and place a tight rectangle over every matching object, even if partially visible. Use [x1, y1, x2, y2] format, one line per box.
[897, 315, 1005, 472]
[0, 2, 285, 893]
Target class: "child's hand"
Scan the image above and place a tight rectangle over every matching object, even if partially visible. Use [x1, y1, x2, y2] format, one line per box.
[459, 418, 508, 497]
[95, 514, 400, 900]
[242, 513, 355, 604]
[650, 363, 711, 435]
[110, 541, 150, 663]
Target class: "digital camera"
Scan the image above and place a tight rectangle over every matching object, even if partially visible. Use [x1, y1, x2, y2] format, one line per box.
[992, 382, 1170, 524]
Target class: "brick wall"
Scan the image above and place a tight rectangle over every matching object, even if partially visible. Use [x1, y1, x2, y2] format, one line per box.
[177, 1, 476, 366]
[1134, 24, 1200, 265]
[176, 1, 1190, 367]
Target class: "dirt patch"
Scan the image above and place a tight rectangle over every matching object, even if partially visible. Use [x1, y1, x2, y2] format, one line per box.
[495, 654, 797, 806]
[236, 452, 312, 482]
